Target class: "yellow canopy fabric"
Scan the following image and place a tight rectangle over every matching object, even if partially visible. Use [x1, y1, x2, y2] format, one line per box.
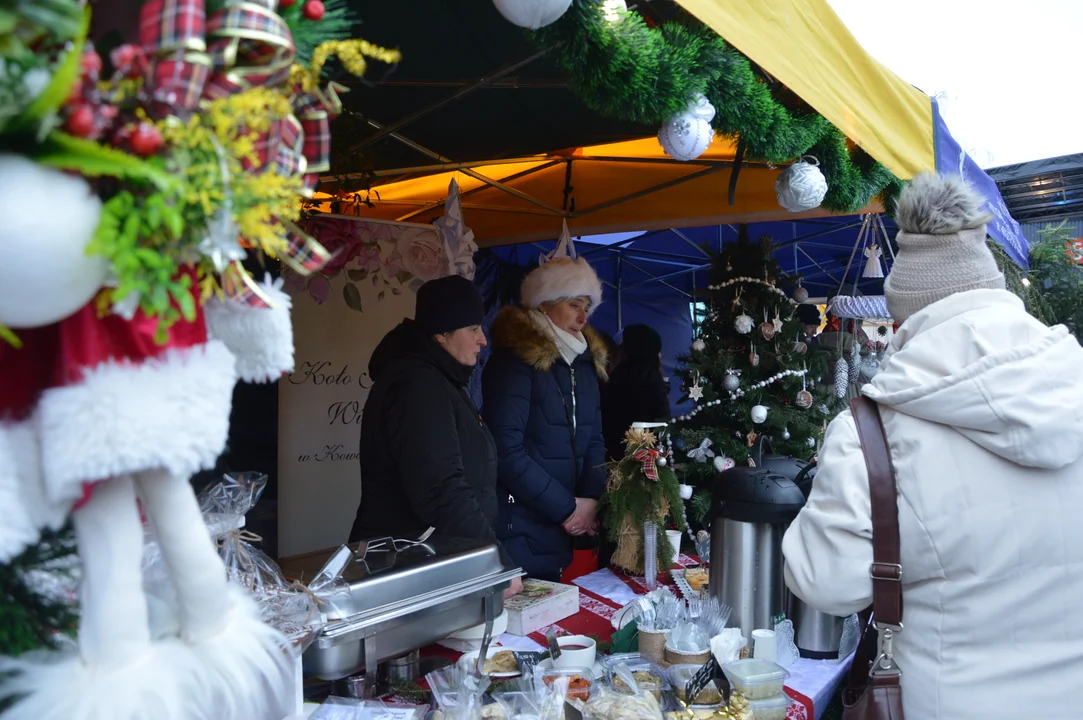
[314, 136, 879, 247]
[676, 0, 934, 180]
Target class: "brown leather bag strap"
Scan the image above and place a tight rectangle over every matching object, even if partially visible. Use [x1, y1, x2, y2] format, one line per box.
[849, 396, 903, 626]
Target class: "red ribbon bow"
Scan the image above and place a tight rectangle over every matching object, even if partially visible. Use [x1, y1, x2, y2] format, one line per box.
[633, 448, 662, 482]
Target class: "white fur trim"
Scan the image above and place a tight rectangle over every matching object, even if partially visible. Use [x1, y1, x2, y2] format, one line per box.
[37, 340, 237, 503]
[184, 585, 292, 720]
[520, 256, 603, 315]
[895, 172, 993, 235]
[0, 637, 204, 720]
[0, 420, 72, 563]
[204, 274, 295, 383]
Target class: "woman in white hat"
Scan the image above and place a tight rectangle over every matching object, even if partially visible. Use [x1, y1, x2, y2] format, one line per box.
[482, 252, 608, 582]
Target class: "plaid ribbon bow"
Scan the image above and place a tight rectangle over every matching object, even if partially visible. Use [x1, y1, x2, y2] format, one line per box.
[633, 448, 662, 482]
[139, 0, 333, 307]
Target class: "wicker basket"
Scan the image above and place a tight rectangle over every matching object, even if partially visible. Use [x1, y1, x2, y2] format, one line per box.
[664, 645, 712, 666]
[638, 628, 668, 665]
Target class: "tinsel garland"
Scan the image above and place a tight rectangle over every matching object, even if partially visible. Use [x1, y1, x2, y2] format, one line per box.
[530, 0, 902, 214]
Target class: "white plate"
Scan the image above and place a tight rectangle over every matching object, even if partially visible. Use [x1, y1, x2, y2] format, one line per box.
[534, 658, 605, 680]
[458, 647, 521, 678]
[671, 568, 707, 600]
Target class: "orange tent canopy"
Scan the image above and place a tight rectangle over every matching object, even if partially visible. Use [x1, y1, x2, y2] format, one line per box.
[312, 136, 879, 247]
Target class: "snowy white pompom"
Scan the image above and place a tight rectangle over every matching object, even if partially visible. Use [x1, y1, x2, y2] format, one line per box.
[776, 156, 828, 212]
[713, 455, 735, 472]
[691, 338, 706, 352]
[751, 405, 768, 424]
[0, 154, 106, 327]
[678, 484, 693, 500]
[492, 0, 572, 28]
[807, 437, 817, 448]
[734, 313, 754, 334]
[658, 94, 715, 162]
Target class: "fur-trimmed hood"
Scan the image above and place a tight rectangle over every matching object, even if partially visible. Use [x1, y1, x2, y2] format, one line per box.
[490, 306, 608, 379]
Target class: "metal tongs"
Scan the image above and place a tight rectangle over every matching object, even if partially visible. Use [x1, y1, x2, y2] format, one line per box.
[363, 526, 436, 553]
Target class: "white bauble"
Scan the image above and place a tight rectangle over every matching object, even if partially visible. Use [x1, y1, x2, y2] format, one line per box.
[751, 405, 768, 424]
[807, 437, 817, 448]
[713, 455, 735, 472]
[0, 155, 106, 328]
[658, 94, 716, 162]
[793, 286, 809, 303]
[492, 0, 572, 28]
[775, 155, 828, 212]
[782, 428, 791, 440]
[658, 455, 668, 467]
[691, 338, 706, 352]
[678, 484, 693, 500]
[734, 313, 754, 334]
[722, 374, 740, 391]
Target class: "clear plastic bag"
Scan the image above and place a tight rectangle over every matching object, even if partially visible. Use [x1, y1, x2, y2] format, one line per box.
[310, 697, 428, 720]
[579, 684, 664, 720]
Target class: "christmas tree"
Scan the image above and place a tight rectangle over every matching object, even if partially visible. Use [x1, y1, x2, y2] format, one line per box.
[672, 228, 842, 518]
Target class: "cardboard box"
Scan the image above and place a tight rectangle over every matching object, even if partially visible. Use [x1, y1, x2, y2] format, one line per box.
[503, 579, 579, 636]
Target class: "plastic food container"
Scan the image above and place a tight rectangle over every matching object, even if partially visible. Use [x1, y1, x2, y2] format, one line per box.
[607, 660, 669, 699]
[667, 664, 723, 706]
[747, 693, 793, 720]
[601, 653, 642, 671]
[721, 659, 789, 700]
[537, 666, 593, 702]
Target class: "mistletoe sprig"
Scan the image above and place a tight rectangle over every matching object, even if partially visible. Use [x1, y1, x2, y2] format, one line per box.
[531, 0, 902, 214]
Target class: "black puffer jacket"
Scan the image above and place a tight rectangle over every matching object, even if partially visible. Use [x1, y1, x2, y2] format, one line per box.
[350, 320, 509, 565]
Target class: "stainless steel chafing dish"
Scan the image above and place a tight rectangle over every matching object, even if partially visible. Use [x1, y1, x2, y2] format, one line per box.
[279, 536, 521, 693]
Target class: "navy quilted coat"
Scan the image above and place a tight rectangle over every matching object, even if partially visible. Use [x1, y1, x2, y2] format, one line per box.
[482, 306, 609, 581]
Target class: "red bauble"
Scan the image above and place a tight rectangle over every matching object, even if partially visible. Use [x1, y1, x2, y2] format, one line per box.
[64, 105, 95, 138]
[279, 0, 298, 7]
[130, 123, 164, 156]
[302, 0, 325, 20]
[81, 49, 102, 78]
[67, 77, 84, 103]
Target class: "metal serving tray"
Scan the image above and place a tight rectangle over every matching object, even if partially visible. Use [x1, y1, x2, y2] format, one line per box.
[280, 537, 520, 685]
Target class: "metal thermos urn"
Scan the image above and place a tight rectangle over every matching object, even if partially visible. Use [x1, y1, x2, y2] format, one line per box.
[708, 440, 815, 640]
[788, 593, 846, 659]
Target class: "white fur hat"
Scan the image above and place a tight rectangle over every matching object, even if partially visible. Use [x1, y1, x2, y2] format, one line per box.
[521, 257, 603, 315]
[884, 173, 1004, 323]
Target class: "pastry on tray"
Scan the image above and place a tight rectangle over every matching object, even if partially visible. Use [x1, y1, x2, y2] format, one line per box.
[482, 649, 519, 674]
[685, 568, 709, 592]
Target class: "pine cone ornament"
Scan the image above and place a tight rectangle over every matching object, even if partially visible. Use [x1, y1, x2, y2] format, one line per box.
[848, 342, 860, 384]
[834, 355, 849, 398]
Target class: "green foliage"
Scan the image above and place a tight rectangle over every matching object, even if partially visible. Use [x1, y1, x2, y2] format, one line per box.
[30, 131, 176, 189]
[1024, 222, 1083, 336]
[87, 189, 197, 344]
[0, 528, 78, 659]
[601, 444, 686, 570]
[279, 0, 356, 66]
[530, 0, 900, 214]
[987, 237, 1055, 327]
[673, 229, 843, 493]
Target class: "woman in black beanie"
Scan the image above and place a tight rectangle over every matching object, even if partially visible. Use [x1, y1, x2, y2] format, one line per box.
[349, 275, 522, 596]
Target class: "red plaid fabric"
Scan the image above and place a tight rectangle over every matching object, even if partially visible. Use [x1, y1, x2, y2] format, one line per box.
[280, 221, 332, 275]
[632, 448, 661, 482]
[140, 0, 209, 111]
[221, 261, 271, 309]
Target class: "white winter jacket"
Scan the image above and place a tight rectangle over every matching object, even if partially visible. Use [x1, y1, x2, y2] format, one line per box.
[783, 289, 1083, 719]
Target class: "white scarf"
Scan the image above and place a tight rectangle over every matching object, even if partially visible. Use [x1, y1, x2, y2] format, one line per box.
[530, 310, 588, 367]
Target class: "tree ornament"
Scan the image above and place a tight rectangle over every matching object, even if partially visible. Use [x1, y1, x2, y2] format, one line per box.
[863, 243, 885, 278]
[834, 355, 849, 398]
[751, 405, 768, 424]
[64, 104, 95, 138]
[793, 284, 809, 303]
[795, 390, 813, 408]
[713, 455, 735, 472]
[776, 155, 829, 212]
[658, 455, 668, 467]
[686, 438, 715, 463]
[749, 344, 760, 367]
[860, 356, 881, 381]
[848, 341, 861, 384]
[746, 431, 759, 447]
[658, 93, 716, 162]
[772, 309, 784, 334]
[130, 122, 164, 157]
[782, 427, 791, 440]
[492, 0, 572, 28]
[691, 338, 706, 352]
[808, 436, 817, 448]
[723, 371, 740, 392]
[688, 372, 705, 401]
[793, 339, 808, 355]
[0, 155, 107, 328]
[759, 315, 776, 340]
[734, 313, 754, 334]
[302, 0, 325, 20]
[280, 0, 298, 7]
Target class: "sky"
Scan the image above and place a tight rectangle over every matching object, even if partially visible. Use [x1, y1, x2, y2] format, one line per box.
[825, 0, 1082, 169]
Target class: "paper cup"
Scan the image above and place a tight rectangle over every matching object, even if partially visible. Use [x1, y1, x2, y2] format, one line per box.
[555, 635, 597, 669]
[666, 530, 682, 566]
[752, 629, 778, 663]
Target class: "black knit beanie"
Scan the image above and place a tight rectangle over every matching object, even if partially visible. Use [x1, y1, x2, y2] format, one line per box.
[622, 324, 663, 363]
[796, 303, 822, 326]
[414, 275, 485, 335]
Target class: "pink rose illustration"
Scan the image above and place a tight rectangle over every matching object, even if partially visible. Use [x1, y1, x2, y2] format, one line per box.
[357, 244, 382, 273]
[384, 250, 404, 278]
[395, 227, 449, 283]
[308, 274, 331, 305]
[282, 269, 307, 295]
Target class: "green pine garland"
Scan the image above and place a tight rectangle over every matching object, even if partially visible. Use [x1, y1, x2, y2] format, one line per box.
[279, 0, 356, 66]
[530, 0, 902, 214]
[0, 528, 78, 659]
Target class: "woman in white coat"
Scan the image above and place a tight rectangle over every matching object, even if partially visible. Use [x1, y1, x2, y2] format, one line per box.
[783, 173, 1083, 720]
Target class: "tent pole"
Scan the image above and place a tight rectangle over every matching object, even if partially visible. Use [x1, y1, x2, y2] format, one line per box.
[617, 254, 624, 332]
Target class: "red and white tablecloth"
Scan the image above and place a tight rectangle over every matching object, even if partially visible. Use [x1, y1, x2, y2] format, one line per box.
[437, 557, 851, 720]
